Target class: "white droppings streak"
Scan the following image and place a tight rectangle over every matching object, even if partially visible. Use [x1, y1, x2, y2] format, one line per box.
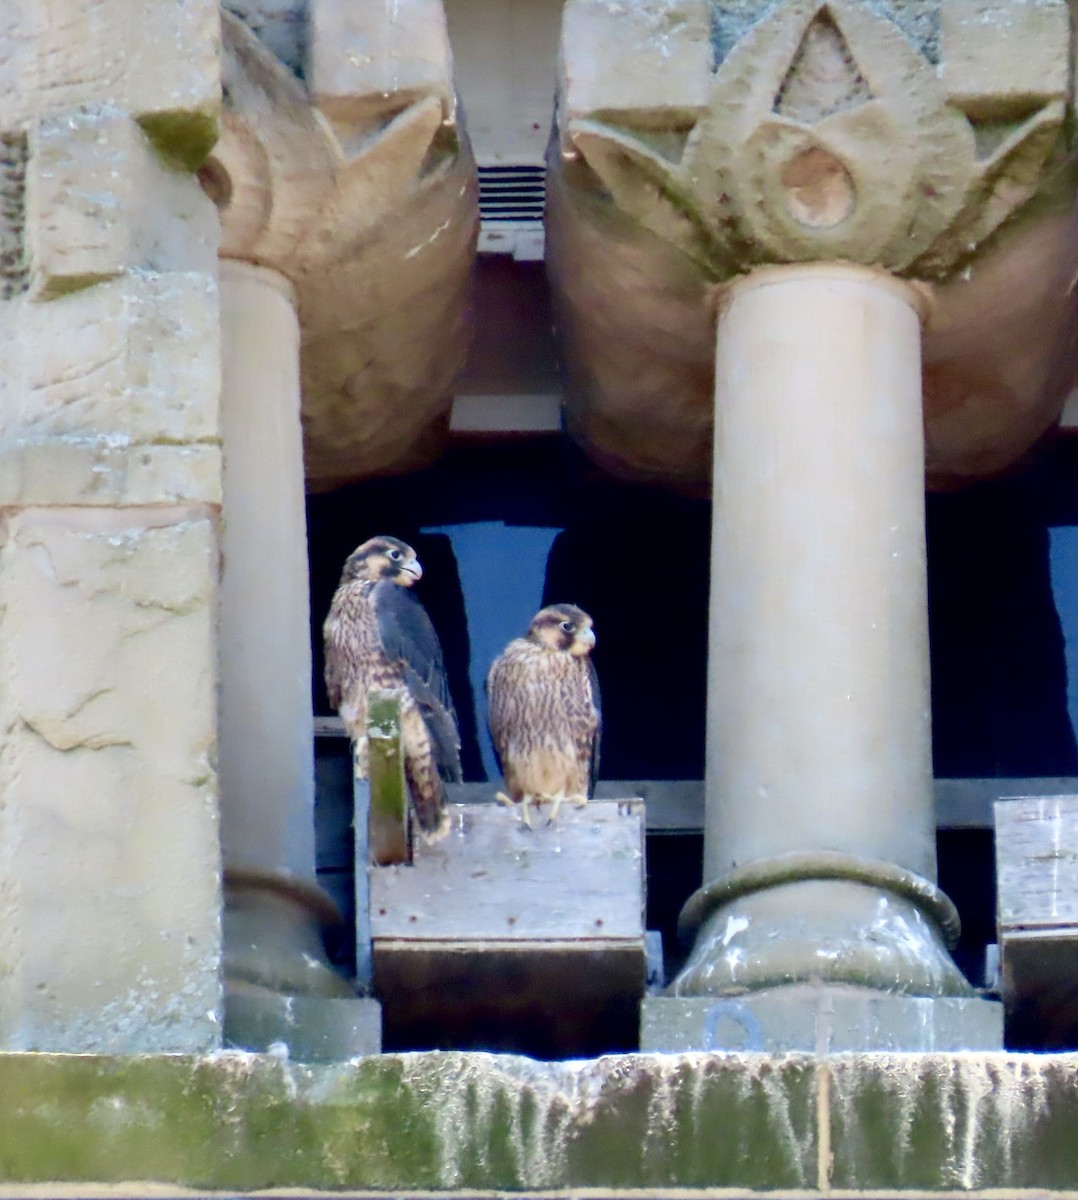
[737, 1054, 814, 1179]
[396, 1052, 582, 1188]
[404, 218, 452, 260]
[642, 1059, 682, 1165]
[833, 1053, 1071, 1190]
[396, 1051, 816, 1189]
[721, 914, 749, 946]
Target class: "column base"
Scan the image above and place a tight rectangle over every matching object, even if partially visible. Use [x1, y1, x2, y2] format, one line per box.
[223, 867, 381, 1059]
[224, 982, 381, 1061]
[671, 853, 972, 998]
[641, 984, 1002, 1052]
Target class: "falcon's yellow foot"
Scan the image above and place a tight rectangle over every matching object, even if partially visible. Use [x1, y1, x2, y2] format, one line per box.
[495, 790, 535, 830]
[545, 792, 566, 825]
[545, 792, 588, 825]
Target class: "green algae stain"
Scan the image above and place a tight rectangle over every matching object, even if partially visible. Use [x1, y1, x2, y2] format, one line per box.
[0, 1051, 819, 1192]
[137, 110, 219, 173]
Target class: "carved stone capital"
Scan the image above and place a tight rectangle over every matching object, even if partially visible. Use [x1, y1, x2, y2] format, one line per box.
[548, 0, 1078, 489]
[208, 5, 478, 490]
[558, 0, 1073, 279]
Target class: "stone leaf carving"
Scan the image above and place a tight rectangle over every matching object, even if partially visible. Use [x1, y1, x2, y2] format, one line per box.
[560, 0, 1071, 280]
[210, 9, 478, 491]
[548, 0, 1077, 489]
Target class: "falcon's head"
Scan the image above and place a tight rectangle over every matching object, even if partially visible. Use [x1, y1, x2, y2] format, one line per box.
[340, 536, 422, 587]
[527, 604, 596, 657]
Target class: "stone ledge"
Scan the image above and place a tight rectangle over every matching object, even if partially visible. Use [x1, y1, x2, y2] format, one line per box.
[1, 1051, 1078, 1193]
[642, 988, 1003, 1053]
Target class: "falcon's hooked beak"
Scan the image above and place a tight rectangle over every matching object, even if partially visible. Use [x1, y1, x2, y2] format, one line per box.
[572, 625, 596, 655]
[399, 556, 423, 583]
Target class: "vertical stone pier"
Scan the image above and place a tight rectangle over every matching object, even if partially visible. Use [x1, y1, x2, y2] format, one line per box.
[204, 3, 477, 1056]
[0, 0, 223, 1050]
[549, 0, 1076, 1049]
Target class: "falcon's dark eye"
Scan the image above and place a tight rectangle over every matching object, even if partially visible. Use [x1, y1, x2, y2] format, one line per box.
[388, 549, 402, 561]
[560, 621, 574, 633]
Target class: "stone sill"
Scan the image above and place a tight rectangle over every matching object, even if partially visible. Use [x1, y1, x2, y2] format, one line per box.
[1, 1052, 1077, 1194]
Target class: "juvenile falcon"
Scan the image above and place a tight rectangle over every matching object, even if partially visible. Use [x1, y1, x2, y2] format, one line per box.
[486, 603, 601, 826]
[323, 535, 461, 842]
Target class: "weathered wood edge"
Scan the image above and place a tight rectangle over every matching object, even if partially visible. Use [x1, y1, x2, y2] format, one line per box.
[368, 690, 410, 866]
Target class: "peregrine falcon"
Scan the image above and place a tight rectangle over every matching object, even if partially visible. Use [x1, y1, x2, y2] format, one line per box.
[486, 603, 601, 826]
[324, 535, 461, 842]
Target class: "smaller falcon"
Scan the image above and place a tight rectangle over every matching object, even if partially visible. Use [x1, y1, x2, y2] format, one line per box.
[486, 603, 601, 827]
[323, 535, 461, 842]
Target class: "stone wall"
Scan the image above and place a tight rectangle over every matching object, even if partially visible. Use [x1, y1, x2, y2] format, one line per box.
[0, 0, 224, 1052]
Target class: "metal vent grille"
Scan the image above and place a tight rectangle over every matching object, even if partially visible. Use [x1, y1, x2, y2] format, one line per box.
[478, 164, 546, 225]
[477, 164, 546, 260]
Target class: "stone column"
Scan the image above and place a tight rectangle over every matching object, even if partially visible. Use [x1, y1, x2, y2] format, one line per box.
[674, 262, 968, 1000]
[550, 0, 1076, 1049]
[0, 0, 223, 1051]
[218, 260, 314, 881]
[215, 258, 380, 1059]
[204, 3, 477, 1056]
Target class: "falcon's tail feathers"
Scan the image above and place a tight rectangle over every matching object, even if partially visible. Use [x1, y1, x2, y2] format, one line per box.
[405, 755, 451, 844]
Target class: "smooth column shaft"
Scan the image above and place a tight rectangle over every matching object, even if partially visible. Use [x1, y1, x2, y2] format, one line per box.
[219, 260, 316, 879]
[707, 264, 934, 884]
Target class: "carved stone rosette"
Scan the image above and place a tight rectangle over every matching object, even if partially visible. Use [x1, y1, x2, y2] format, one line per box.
[210, 1, 479, 490]
[549, 0, 1077, 490]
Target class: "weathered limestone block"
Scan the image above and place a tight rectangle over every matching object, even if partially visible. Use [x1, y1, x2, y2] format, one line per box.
[308, 0, 454, 124]
[941, 0, 1069, 118]
[211, 8, 478, 490]
[559, 0, 712, 125]
[28, 113, 218, 296]
[0, 272, 221, 508]
[0, 510, 222, 1052]
[548, 0, 1077, 490]
[0, 0, 219, 168]
[0, 0, 223, 1055]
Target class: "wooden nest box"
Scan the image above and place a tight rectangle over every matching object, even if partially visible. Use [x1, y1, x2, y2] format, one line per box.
[995, 793, 1078, 1049]
[356, 692, 648, 1058]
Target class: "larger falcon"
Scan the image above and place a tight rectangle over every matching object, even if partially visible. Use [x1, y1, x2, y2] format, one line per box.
[486, 603, 601, 826]
[323, 535, 461, 841]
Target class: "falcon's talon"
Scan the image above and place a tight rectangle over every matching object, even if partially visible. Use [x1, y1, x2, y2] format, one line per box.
[546, 792, 566, 824]
[494, 791, 515, 808]
[570, 793, 588, 809]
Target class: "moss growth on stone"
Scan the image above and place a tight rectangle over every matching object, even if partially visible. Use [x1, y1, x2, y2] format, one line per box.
[137, 109, 219, 173]
[36, 272, 112, 299]
[4, 1051, 1078, 1192]
[828, 1053, 1078, 1192]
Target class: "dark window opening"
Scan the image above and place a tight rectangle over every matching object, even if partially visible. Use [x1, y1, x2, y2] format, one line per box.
[308, 434, 1078, 1052]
